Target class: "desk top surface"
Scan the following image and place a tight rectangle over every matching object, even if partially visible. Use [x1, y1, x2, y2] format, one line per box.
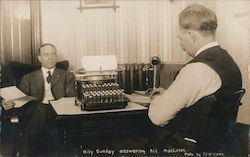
[50, 97, 147, 116]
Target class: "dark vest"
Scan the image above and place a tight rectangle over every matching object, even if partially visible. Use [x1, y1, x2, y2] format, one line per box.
[165, 46, 242, 145]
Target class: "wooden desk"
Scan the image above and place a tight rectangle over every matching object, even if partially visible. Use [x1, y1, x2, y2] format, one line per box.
[50, 98, 154, 154]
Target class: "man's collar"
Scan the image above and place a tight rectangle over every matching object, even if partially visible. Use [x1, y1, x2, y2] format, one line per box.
[41, 66, 55, 75]
[195, 41, 219, 57]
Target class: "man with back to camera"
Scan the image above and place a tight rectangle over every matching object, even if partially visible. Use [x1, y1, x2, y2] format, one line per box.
[148, 4, 242, 153]
[3, 43, 76, 156]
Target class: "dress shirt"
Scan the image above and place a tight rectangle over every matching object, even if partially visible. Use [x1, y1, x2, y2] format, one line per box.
[148, 42, 222, 126]
[195, 41, 219, 56]
[41, 67, 55, 104]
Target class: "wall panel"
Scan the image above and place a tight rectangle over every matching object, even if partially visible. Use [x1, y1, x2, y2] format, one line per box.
[40, 0, 187, 70]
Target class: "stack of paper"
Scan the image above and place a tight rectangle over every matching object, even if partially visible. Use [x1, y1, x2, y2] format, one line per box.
[0, 86, 36, 109]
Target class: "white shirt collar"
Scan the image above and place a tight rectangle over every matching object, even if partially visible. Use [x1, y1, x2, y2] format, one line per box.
[195, 41, 219, 57]
[41, 66, 55, 76]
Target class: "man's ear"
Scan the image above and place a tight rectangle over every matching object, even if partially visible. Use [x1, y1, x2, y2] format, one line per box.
[38, 55, 42, 62]
[188, 31, 196, 42]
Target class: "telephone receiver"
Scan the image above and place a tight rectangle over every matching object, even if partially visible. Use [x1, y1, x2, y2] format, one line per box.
[145, 56, 161, 95]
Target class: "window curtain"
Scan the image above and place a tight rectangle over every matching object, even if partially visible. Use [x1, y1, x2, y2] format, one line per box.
[0, 0, 41, 65]
[30, 0, 42, 64]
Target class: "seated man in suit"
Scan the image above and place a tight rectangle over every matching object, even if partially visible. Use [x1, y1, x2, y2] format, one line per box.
[148, 4, 242, 153]
[3, 43, 76, 155]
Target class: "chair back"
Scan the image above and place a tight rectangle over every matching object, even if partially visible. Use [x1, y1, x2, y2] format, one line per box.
[200, 89, 245, 152]
[8, 60, 69, 87]
[232, 89, 245, 107]
[220, 89, 245, 121]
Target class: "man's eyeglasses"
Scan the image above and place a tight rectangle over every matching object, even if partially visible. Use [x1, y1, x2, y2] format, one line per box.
[42, 52, 57, 57]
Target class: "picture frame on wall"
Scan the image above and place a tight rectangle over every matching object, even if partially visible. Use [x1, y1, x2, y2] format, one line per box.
[77, 0, 119, 12]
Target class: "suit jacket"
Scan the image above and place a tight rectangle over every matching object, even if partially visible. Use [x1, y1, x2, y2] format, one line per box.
[20, 68, 76, 102]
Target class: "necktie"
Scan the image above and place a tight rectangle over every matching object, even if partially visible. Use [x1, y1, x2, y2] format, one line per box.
[47, 71, 52, 83]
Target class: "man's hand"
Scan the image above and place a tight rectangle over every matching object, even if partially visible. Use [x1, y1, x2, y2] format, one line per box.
[2, 100, 15, 110]
[150, 87, 166, 99]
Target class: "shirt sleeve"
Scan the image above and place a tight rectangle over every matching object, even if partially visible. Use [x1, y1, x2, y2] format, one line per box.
[148, 62, 222, 126]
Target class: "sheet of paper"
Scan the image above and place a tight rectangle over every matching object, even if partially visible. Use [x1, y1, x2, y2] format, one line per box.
[81, 55, 118, 71]
[0, 86, 36, 108]
[13, 96, 37, 108]
[50, 97, 147, 115]
[50, 97, 81, 115]
[125, 93, 151, 106]
[0, 86, 26, 100]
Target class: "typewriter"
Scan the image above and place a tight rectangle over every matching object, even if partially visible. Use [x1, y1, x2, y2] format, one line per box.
[75, 55, 128, 111]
